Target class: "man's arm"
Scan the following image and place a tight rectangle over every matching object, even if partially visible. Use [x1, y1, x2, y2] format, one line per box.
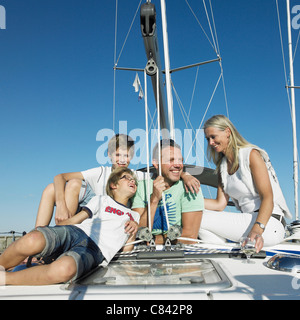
[180, 210, 203, 244]
[132, 176, 166, 229]
[147, 176, 165, 227]
[132, 194, 160, 229]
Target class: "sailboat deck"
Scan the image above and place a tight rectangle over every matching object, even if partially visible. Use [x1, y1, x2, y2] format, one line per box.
[1, 243, 300, 300]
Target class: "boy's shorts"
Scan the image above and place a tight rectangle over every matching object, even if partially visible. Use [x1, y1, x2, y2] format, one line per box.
[77, 181, 96, 212]
[34, 225, 104, 282]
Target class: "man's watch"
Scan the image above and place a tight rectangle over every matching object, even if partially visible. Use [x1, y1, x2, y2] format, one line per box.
[255, 221, 265, 230]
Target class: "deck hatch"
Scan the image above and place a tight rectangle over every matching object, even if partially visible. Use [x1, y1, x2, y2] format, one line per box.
[68, 258, 232, 294]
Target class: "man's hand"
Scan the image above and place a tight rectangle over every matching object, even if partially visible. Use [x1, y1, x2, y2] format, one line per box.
[152, 176, 167, 202]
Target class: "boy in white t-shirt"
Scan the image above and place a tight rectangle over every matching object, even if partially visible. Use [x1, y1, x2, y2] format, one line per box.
[0, 167, 139, 285]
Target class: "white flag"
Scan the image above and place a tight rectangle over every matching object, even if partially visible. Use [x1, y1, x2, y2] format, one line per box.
[133, 73, 140, 92]
[132, 73, 144, 100]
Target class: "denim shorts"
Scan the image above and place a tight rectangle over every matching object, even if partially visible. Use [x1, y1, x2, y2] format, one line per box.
[77, 181, 96, 210]
[34, 225, 104, 282]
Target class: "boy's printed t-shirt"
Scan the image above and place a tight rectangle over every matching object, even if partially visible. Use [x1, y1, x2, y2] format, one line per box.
[81, 166, 150, 196]
[131, 180, 204, 235]
[75, 195, 140, 264]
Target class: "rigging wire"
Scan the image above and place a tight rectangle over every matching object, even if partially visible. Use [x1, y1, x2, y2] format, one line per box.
[202, 0, 218, 55]
[208, 0, 220, 58]
[113, 0, 142, 131]
[172, 81, 214, 200]
[294, 30, 300, 62]
[207, 0, 229, 118]
[171, 0, 229, 163]
[144, 70, 152, 232]
[172, 71, 223, 163]
[276, 0, 300, 173]
[172, 81, 210, 168]
[171, 1, 230, 196]
[156, 70, 170, 231]
[182, 0, 229, 122]
[115, 0, 143, 66]
[198, 72, 223, 129]
[185, 0, 218, 55]
[276, 0, 291, 106]
[113, 0, 118, 132]
[219, 62, 230, 119]
[185, 0, 230, 125]
[187, 66, 199, 121]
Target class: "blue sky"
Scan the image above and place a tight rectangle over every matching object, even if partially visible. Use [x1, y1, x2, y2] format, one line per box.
[0, 0, 299, 232]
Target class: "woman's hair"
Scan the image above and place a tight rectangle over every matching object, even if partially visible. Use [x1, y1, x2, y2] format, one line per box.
[203, 115, 256, 174]
[106, 167, 137, 198]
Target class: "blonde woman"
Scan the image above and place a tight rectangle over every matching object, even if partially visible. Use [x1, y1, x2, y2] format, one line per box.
[199, 115, 291, 252]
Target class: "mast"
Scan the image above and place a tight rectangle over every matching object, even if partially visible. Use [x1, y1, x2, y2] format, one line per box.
[286, 0, 299, 220]
[140, 1, 170, 136]
[140, 0, 176, 138]
[160, 0, 175, 139]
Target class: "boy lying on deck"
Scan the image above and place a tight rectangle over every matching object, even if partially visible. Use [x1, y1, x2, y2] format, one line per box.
[0, 167, 139, 286]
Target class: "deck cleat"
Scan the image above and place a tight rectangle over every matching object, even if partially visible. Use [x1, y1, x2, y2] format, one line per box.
[164, 225, 183, 251]
[136, 227, 156, 251]
[136, 227, 153, 242]
[164, 238, 172, 251]
[167, 225, 182, 241]
[149, 238, 156, 252]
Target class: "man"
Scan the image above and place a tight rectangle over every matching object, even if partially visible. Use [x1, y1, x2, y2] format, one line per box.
[131, 139, 204, 244]
[0, 167, 139, 286]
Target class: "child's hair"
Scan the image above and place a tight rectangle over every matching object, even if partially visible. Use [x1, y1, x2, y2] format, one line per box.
[108, 134, 135, 159]
[106, 167, 137, 198]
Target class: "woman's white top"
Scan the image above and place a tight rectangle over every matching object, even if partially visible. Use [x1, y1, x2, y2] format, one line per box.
[224, 169, 261, 213]
[220, 147, 292, 219]
[223, 165, 283, 215]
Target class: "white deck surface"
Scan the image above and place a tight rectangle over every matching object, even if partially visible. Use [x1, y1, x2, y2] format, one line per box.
[1, 251, 300, 300]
